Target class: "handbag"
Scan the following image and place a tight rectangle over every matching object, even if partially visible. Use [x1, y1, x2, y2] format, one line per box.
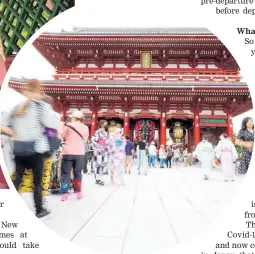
[13, 140, 36, 157]
[45, 128, 61, 156]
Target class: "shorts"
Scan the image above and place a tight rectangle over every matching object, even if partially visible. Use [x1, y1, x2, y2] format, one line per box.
[175, 157, 180, 163]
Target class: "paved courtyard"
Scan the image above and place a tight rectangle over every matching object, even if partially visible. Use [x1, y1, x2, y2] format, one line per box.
[21, 163, 244, 254]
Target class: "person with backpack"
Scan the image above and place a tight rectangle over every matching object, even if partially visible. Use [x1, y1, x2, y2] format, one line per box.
[166, 145, 173, 168]
[60, 111, 89, 201]
[1, 79, 60, 218]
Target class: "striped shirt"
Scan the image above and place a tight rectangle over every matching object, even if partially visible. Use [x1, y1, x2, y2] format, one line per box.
[1, 100, 61, 154]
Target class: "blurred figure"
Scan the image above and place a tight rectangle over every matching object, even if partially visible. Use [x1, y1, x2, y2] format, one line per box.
[166, 145, 173, 168]
[1, 123, 16, 175]
[235, 117, 254, 174]
[124, 136, 135, 174]
[194, 135, 214, 180]
[215, 133, 238, 181]
[174, 147, 181, 167]
[60, 111, 89, 201]
[183, 147, 188, 167]
[187, 151, 193, 166]
[159, 144, 167, 168]
[1, 79, 60, 218]
[148, 141, 157, 168]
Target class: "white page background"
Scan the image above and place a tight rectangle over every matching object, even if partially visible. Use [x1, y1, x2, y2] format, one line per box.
[0, 1, 255, 253]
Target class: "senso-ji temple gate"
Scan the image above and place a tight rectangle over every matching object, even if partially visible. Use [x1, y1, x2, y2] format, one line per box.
[8, 28, 252, 150]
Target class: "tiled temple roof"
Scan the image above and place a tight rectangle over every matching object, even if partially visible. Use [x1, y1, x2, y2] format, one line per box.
[42, 28, 213, 36]
[9, 77, 247, 88]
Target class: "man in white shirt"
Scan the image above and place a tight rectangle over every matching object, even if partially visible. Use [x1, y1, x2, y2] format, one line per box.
[148, 141, 157, 168]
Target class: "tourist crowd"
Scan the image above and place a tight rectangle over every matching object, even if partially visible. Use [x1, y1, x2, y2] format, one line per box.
[0, 80, 254, 218]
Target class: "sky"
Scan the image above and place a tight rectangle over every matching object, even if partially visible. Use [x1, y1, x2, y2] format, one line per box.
[5, 9, 253, 135]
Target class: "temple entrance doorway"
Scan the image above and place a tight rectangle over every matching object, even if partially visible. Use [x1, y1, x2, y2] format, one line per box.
[167, 118, 193, 149]
[130, 118, 160, 144]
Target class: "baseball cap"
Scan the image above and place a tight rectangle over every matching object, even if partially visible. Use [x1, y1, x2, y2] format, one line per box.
[70, 110, 84, 119]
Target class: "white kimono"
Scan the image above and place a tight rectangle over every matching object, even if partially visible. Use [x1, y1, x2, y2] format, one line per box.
[194, 140, 214, 177]
[214, 139, 238, 181]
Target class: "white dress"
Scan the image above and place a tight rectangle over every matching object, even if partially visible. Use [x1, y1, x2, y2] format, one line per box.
[215, 139, 238, 180]
[194, 140, 214, 177]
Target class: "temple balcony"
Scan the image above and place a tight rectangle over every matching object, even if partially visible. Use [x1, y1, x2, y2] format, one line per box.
[54, 68, 241, 82]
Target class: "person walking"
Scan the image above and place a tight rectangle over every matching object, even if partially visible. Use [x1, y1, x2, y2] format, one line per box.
[91, 119, 109, 186]
[194, 135, 214, 180]
[124, 136, 135, 174]
[159, 144, 167, 168]
[183, 147, 189, 167]
[235, 117, 254, 174]
[1, 79, 60, 218]
[108, 125, 126, 184]
[60, 111, 89, 201]
[148, 141, 157, 168]
[187, 151, 193, 166]
[83, 139, 90, 174]
[215, 133, 238, 181]
[137, 137, 148, 175]
[174, 147, 181, 167]
[166, 145, 173, 168]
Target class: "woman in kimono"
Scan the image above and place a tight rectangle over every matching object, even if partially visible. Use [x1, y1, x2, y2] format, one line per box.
[108, 121, 117, 183]
[109, 125, 126, 184]
[194, 135, 214, 180]
[215, 134, 238, 181]
[235, 117, 254, 174]
[91, 119, 109, 186]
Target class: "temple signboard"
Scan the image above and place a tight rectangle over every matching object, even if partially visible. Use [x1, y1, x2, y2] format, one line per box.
[141, 52, 152, 68]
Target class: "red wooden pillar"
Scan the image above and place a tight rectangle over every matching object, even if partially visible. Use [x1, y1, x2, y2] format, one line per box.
[227, 110, 234, 141]
[160, 112, 167, 146]
[123, 112, 130, 136]
[91, 111, 97, 137]
[194, 111, 200, 148]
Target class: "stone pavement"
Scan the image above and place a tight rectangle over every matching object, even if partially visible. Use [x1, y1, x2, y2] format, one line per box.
[21, 164, 244, 254]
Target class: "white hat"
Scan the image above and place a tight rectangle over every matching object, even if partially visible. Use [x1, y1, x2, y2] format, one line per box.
[70, 110, 83, 119]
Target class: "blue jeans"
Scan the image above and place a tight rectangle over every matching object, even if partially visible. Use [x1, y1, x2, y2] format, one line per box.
[160, 158, 165, 168]
[148, 155, 156, 167]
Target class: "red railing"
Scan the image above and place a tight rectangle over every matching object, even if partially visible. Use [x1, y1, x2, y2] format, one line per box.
[55, 68, 239, 75]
